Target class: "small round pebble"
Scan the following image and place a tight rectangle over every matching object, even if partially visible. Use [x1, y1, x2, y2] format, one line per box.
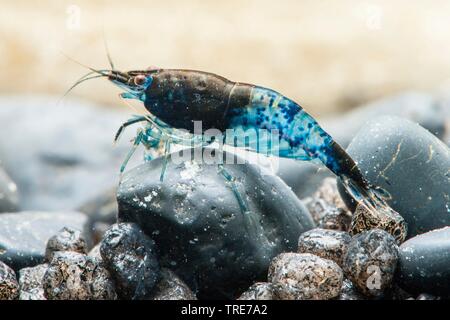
[0, 260, 19, 300]
[298, 228, 351, 266]
[45, 227, 88, 261]
[318, 207, 352, 232]
[350, 203, 407, 244]
[19, 264, 48, 300]
[313, 178, 348, 210]
[43, 251, 117, 300]
[100, 223, 160, 300]
[238, 282, 274, 300]
[302, 178, 352, 232]
[150, 269, 197, 300]
[268, 253, 343, 300]
[343, 229, 398, 297]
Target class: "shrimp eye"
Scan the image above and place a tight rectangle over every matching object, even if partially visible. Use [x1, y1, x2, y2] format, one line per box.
[134, 75, 146, 86]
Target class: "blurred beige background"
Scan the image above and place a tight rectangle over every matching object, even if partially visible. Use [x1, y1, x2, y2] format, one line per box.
[1, 0, 450, 116]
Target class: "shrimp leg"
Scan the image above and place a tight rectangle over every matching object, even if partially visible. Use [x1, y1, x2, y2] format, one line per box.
[120, 128, 144, 173]
[114, 116, 148, 142]
[159, 139, 171, 182]
[217, 164, 250, 214]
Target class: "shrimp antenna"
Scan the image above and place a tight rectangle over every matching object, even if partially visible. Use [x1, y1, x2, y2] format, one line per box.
[102, 29, 115, 70]
[59, 74, 106, 103]
[60, 51, 109, 76]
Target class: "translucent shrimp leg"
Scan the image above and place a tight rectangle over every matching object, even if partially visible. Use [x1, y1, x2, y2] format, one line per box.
[114, 115, 148, 142]
[160, 139, 171, 182]
[217, 164, 250, 214]
[120, 128, 144, 173]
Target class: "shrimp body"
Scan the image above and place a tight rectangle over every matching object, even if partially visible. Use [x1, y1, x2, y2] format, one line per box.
[105, 68, 407, 242]
[140, 70, 367, 189]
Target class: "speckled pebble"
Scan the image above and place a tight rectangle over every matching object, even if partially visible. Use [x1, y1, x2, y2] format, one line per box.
[150, 269, 196, 300]
[238, 282, 274, 300]
[350, 202, 407, 244]
[45, 227, 88, 261]
[302, 178, 351, 232]
[100, 223, 160, 300]
[43, 251, 117, 300]
[318, 207, 352, 232]
[343, 229, 398, 297]
[18, 264, 48, 300]
[268, 253, 343, 300]
[313, 178, 348, 210]
[298, 228, 351, 266]
[0, 260, 19, 300]
[338, 279, 365, 300]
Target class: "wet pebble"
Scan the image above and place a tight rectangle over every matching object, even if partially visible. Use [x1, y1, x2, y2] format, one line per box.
[268, 253, 343, 300]
[311, 178, 348, 210]
[298, 228, 351, 266]
[396, 227, 450, 297]
[150, 268, 196, 300]
[18, 264, 48, 300]
[100, 223, 160, 300]
[0, 260, 19, 300]
[45, 227, 88, 261]
[43, 251, 117, 300]
[343, 229, 398, 297]
[338, 116, 450, 238]
[302, 178, 351, 232]
[350, 202, 407, 244]
[317, 208, 352, 232]
[117, 147, 314, 299]
[0, 211, 92, 270]
[238, 282, 274, 300]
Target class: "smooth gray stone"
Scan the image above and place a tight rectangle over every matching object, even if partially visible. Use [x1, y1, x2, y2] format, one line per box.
[397, 227, 450, 297]
[0, 211, 92, 271]
[0, 96, 140, 211]
[117, 147, 315, 299]
[338, 116, 450, 238]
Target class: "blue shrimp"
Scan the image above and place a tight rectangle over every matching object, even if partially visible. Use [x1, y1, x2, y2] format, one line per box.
[68, 66, 407, 242]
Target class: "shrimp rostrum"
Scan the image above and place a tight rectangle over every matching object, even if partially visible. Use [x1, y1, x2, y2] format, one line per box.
[69, 66, 408, 242]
